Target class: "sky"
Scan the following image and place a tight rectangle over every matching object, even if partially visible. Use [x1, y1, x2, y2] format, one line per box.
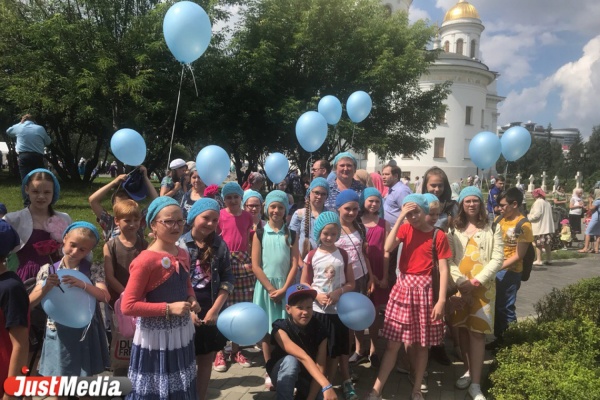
[409, 0, 600, 137]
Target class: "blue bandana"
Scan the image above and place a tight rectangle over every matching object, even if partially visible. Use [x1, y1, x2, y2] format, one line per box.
[221, 182, 244, 199]
[402, 194, 430, 215]
[360, 187, 384, 217]
[187, 198, 220, 225]
[242, 190, 264, 207]
[335, 189, 360, 209]
[313, 211, 341, 244]
[63, 221, 100, 246]
[458, 186, 483, 204]
[264, 190, 289, 216]
[146, 196, 180, 226]
[332, 152, 357, 169]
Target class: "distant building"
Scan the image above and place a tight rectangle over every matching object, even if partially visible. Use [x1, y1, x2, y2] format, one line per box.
[364, 0, 504, 183]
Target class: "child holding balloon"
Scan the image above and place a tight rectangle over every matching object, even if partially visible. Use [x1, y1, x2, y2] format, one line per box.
[179, 198, 234, 399]
[301, 211, 357, 400]
[218, 182, 254, 369]
[29, 221, 110, 377]
[121, 197, 200, 399]
[365, 194, 451, 400]
[251, 191, 299, 388]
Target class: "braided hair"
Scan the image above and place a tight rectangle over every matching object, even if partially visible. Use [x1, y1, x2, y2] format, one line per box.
[302, 196, 312, 258]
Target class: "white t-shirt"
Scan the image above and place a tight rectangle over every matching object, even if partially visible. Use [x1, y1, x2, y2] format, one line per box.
[570, 195, 583, 215]
[336, 230, 367, 280]
[304, 249, 346, 314]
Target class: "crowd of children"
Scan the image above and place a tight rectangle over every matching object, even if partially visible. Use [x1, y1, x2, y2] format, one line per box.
[0, 162, 549, 400]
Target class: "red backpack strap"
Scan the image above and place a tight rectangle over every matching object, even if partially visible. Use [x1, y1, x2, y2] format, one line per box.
[304, 249, 317, 284]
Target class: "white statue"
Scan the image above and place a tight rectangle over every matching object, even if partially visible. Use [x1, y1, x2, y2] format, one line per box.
[541, 171, 548, 192]
[576, 171, 582, 189]
[528, 174, 535, 193]
[553, 175, 559, 193]
[516, 173, 522, 186]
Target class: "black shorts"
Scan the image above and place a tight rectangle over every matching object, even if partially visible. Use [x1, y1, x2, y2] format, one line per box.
[312, 312, 349, 358]
[194, 324, 227, 355]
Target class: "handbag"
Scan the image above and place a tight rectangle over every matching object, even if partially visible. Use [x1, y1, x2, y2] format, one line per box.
[114, 295, 136, 339]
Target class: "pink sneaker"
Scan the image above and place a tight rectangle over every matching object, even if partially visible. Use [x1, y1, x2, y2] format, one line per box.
[233, 351, 251, 368]
[213, 351, 227, 372]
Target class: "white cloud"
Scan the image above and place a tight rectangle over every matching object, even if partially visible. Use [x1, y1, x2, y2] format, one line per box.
[499, 35, 600, 135]
[409, 6, 431, 24]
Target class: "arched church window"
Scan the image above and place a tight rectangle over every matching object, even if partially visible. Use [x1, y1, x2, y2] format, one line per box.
[444, 41, 449, 53]
[456, 39, 464, 55]
[470, 39, 476, 58]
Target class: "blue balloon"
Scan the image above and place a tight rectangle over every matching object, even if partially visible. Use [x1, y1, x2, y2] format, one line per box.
[264, 153, 289, 184]
[346, 91, 372, 123]
[501, 126, 532, 161]
[469, 131, 502, 170]
[318, 95, 343, 125]
[196, 145, 230, 186]
[296, 111, 328, 152]
[111, 129, 146, 166]
[41, 270, 96, 329]
[217, 302, 269, 346]
[337, 292, 376, 331]
[163, 1, 212, 64]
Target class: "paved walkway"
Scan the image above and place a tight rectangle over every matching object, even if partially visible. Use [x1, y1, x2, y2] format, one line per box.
[206, 253, 600, 400]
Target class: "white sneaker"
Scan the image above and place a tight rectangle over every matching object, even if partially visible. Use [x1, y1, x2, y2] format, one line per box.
[264, 373, 274, 391]
[408, 374, 428, 393]
[468, 384, 486, 400]
[456, 372, 472, 389]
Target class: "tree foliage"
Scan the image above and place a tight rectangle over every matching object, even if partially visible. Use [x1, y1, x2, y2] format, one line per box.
[0, 0, 448, 183]
[496, 135, 564, 183]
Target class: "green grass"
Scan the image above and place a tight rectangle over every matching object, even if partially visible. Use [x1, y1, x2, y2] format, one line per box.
[552, 249, 590, 260]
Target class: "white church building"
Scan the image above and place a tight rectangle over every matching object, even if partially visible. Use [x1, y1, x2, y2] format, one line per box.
[366, 0, 504, 183]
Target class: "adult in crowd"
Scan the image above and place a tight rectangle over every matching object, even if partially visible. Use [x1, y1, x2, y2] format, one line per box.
[486, 175, 505, 222]
[180, 167, 206, 233]
[242, 171, 266, 192]
[6, 114, 52, 180]
[381, 164, 412, 226]
[324, 152, 364, 211]
[370, 172, 388, 198]
[552, 185, 568, 209]
[311, 159, 331, 179]
[579, 190, 600, 254]
[413, 176, 422, 194]
[528, 189, 555, 265]
[568, 188, 584, 241]
[354, 169, 373, 188]
[160, 158, 189, 203]
[448, 187, 503, 400]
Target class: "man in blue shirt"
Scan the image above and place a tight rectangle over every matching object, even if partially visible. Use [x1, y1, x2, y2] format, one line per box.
[486, 175, 505, 222]
[6, 114, 51, 180]
[382, 164, 412, 226]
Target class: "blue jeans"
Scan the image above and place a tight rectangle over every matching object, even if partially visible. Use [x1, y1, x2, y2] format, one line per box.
[494, 269, 522, 339]
[269, 355, 323, 400]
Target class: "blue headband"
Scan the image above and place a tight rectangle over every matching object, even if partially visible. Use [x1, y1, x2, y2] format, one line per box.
[402, 193, 430, 215]
[423, 193, 439, 205]
[221, 182, 244, 199]
[335, 189, 360, 209]
[22, 168, 61, 205]
[146, 196, 180, 226]
[63, 221, 100, 246]
[264, 190, 289, 215]
[333, 152, 357, 168]
[360, 187, 384, 217]
[187, 198, 220, 225]
[242, 190, 264, 207]
[458, 186, 483, 204]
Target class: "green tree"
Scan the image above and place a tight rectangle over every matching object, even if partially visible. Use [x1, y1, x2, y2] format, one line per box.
[496, 136, 564, 183]
[195, 0, 450, 182]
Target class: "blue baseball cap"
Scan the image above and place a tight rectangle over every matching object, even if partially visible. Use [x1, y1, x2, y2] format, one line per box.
[286, 284, 317, 305]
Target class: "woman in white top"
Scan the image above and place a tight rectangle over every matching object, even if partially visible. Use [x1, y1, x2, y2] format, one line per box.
[528, 189, 556, 265]
[568, 188, 584, 240]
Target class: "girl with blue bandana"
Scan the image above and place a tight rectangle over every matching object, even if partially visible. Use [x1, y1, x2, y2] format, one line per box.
[358, 188, 390, 368]
[365, 194, 452, 400]
[252, 190, 299, 389]
[29, 221, 110, 377]
[122, 197, 201, 399]
[4, 168, 72, 281]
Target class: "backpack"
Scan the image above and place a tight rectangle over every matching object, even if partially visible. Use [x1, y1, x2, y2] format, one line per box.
[494, 216, 535, 281]
[303, 248, 349, 284]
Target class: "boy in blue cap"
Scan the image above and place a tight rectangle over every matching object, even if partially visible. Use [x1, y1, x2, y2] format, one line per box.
[267, 284, 337, 400]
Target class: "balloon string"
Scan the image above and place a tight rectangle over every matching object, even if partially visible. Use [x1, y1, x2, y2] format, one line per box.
[350, 125, 356, 148]
[187, 64, 199, 97]
[79, 291, 94, 342]
[167, 64, 186, 170]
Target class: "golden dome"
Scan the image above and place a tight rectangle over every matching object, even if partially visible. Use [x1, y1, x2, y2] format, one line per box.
[443, 0, 480, 22]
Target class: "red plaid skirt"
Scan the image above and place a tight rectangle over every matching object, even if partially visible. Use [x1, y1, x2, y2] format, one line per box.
[227, 251, 256, 306]
[382, 273, 444, 346]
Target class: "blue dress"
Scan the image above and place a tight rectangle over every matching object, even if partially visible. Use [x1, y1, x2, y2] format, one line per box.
[127, 256, 197, 400]
[585, 199, 600, 236]
[38, 260, 110, 377]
